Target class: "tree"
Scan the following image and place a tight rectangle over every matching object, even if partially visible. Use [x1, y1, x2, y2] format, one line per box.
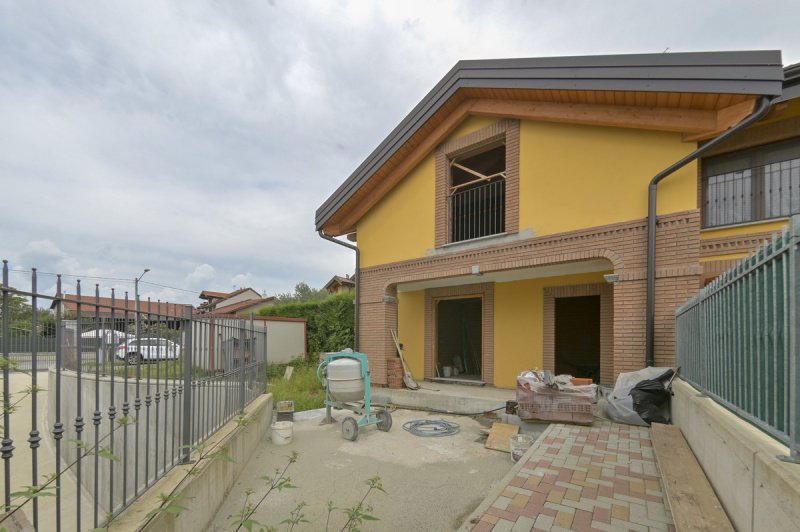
[273, 282, 328, 304]
[0, 291, 56, 335]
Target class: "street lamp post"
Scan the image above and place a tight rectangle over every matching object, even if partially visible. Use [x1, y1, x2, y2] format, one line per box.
[134, 269, 150, 347]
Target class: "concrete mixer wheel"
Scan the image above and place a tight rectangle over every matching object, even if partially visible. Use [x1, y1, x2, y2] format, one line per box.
[342, 416, 359, 441]
[376, 409, 392, 432]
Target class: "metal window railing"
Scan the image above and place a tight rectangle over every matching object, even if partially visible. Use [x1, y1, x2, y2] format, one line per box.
[449, 178, 505, 243]
[676, 215, 799, 464]
[704, 156, 800, 228]
[0, 262, 268, 530]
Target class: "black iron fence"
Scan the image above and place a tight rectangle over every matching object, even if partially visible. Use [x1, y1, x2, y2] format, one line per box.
[449, 178, 505, 243]
[0, 262, 268, 530]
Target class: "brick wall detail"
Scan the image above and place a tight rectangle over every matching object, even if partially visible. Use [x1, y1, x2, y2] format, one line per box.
[359, 210, 702, 386]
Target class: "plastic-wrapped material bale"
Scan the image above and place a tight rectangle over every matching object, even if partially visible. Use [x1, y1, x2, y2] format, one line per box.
[600, 367, 674, 426]
[516, 370, 597, 424]
[629, 369, 674, 424]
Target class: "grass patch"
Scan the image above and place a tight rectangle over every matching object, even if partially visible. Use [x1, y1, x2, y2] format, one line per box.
[267, 358, 325, 412]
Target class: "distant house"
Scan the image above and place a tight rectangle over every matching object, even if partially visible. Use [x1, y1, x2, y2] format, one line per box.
[324, 275, 356, 295]
[53, 295, 192, 320]
[195, 288, 275, 316]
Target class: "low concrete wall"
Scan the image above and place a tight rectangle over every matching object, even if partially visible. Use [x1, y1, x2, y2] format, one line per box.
[111, 392, 273, 531]
[671, 379, 800, 532]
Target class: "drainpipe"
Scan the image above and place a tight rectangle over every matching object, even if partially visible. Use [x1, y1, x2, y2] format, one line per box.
[645, 96, 773, 367]
[318, 230, 360, 350]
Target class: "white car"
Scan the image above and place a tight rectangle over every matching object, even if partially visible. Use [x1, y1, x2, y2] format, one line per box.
[116, 338, 181, 365]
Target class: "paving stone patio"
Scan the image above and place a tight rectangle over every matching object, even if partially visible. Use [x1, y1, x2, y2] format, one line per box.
[467, 421, 676, 532]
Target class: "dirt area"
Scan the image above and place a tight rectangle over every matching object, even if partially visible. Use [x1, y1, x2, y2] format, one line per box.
[208, 407, 518, 531]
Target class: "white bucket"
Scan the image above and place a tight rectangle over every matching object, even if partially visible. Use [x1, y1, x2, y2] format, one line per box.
[271, 421, 293, 445]
[442, 366, 453, 377]
[510, 434, 534, 463]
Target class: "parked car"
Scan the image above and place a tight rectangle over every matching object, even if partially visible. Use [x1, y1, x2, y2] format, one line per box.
[116, 338, 181, 365]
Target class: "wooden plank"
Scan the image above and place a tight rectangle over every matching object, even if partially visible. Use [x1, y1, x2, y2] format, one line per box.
[650, 423, 734, 532]
[485, 422, 519, 453]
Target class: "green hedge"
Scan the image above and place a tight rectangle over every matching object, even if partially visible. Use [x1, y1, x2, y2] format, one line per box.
[259, 293, 354, 355]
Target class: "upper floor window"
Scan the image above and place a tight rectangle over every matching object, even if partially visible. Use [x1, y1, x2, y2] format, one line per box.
[449, 144, 506, 242]
[435, 119, 519, 248]
[702, 138, 800, 228]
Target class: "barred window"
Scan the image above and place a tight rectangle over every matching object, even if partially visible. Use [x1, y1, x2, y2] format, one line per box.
[703, 139, 800, 228]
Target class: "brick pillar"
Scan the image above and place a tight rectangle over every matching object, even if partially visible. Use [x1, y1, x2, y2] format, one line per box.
[358, 278, 397, 386]
[612, 278, 647, 376]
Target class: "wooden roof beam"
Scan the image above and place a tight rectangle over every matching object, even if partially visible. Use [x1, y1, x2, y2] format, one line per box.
[682, 99, 758, 141]
[469, 99, 718, 135]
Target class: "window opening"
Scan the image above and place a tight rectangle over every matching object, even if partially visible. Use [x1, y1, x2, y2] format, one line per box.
[435, 297, 482, 381]
[703, 138, 800, 228]
[449, 144, 506, 242]
[555, 296, 600, 382]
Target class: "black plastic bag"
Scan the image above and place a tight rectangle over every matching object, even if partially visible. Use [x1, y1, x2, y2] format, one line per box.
[629, 369, 674, 425]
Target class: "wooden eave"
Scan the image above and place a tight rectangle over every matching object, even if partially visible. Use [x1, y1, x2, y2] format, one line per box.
[321, 88, 762, 236]
[316, 51, 785, 237]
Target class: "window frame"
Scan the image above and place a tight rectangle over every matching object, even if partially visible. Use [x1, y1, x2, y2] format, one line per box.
[701, 137, 800, 229]
[434, 119, 520, 247]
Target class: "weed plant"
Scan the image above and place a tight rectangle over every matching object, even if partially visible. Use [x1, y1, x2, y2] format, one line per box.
[267, 357, 325, 412]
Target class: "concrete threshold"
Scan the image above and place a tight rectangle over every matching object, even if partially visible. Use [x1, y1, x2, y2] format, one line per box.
[372, 381, 515, 415]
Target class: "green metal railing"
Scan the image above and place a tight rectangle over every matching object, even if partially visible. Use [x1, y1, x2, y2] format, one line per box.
[676, 214, 799, 464]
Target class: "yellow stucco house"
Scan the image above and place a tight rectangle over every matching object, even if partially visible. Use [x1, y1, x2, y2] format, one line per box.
[317, 51, 797, 389]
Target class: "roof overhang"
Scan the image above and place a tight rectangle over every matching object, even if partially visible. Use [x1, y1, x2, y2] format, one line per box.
[316, 50, 785, 236]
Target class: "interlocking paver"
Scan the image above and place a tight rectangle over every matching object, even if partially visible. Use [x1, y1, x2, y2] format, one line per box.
[466, 420, 675, 531]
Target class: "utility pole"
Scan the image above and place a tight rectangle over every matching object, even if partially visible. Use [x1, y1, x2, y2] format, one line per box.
[134, 269, 150, 343]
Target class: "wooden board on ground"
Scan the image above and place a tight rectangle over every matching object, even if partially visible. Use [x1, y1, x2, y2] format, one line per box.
[485, 422, 519, 453]
[650, 423, 734, 532]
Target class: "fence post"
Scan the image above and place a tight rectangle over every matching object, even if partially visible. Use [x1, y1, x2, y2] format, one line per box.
[180, 307, 193, 464]
[1, 260, 13, 512]
[780, 215, 800, 463]
[239, 320, 246, 413]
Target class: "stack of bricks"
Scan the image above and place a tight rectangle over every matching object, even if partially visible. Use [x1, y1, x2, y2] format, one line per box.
[386, 357, 404, 389]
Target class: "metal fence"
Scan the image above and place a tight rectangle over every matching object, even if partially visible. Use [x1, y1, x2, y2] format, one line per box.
[449, 178, 505, 243]
[0, 262, 268, 530]
[676, 215, 799, 463]
[703, 155, 800, 228]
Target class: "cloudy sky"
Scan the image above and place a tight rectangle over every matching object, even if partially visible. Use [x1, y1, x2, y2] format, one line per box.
[2, 1, 798, 305]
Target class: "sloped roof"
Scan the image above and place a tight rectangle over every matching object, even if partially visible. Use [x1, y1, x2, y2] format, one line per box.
[324, 275, 356, 291]
[776, 62, 800, 103]
[316, 50, 784, 234]
[53, 294, 191, 317]
[202, 297, 274, 316]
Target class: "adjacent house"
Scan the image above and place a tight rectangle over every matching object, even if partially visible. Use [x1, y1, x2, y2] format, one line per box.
[324, 274, 356, 295]
[195, 288, 275, 316]
[316, 50, 794, 389]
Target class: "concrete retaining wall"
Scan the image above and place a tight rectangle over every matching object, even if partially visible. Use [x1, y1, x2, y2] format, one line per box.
[671, 379, 800, 531]
[47, 368, 265, 516]
[110, 392, 273, 531]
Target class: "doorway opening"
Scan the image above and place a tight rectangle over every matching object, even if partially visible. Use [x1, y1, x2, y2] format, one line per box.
[435, 297, 482, 381]
[555, 295, 600, 382]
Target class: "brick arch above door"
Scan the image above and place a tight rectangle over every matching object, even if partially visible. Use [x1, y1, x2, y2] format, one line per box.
[543, 283, 613, 386]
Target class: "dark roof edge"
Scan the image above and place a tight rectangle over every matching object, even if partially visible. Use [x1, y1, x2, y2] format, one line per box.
[316, 50, 784, 231]
[776, 62, 800, 103]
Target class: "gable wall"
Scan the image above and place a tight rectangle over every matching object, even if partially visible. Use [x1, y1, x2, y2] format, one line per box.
[358, 115, 700, 268]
